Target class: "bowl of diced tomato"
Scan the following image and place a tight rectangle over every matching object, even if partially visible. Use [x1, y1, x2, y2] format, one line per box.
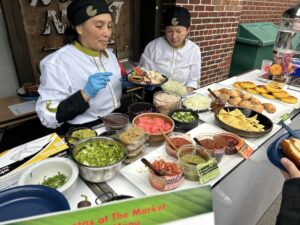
[132, 113, 174, 143]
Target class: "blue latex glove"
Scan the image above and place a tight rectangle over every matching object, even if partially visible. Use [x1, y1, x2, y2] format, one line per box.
[83, 72, 112, 98]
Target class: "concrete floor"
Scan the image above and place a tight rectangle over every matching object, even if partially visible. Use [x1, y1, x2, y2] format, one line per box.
[256, 193, 281, 225]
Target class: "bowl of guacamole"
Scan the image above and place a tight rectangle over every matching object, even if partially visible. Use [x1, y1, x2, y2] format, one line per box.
[65, 127, 97, 147]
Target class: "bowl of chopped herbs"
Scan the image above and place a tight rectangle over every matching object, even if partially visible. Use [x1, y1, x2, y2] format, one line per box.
[18, 157, 79, 199]
[71, 136, 127, 183]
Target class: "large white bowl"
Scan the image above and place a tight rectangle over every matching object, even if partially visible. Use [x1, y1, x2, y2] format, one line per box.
[17, 157, 79, 199]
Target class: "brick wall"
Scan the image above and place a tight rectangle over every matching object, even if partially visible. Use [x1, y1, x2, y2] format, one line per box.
[161, 0, 299, 86]
[240, 0, 299, 24]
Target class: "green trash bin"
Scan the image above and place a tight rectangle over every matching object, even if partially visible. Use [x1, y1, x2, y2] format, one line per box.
[229, 22, 278, 77]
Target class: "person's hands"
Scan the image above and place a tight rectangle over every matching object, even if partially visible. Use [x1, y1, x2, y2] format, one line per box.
[280, 157, 300, 180]
[186, 87, 195, 94]
[83, 72, 112, 98]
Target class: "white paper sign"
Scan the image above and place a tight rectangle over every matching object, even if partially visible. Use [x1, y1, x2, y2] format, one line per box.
[8, 101, 36, 116]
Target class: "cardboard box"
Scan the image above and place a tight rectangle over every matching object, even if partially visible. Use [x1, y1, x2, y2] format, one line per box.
[0, 133, 69, 190]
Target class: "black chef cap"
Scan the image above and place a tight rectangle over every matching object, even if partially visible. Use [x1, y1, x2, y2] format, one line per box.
[163, 6, 191, 28]
[67, 0, 111, 26]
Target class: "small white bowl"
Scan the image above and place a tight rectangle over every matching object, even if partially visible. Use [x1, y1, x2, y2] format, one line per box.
[18, 157, 79, 199]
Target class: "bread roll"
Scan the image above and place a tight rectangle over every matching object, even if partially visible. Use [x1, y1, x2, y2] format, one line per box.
[239, 100, 252, 109]
[281, 137, 300, 168]
[228, 97, 242, 106]
[242, 93, 253, 100]
[228, 90, 240, 98]
[250, 97, 261, 105]
[218, 88, 230, 95]
[219, 93, 230, 102]
[251, 104, 264, 113]
[262, 103, 276, 113]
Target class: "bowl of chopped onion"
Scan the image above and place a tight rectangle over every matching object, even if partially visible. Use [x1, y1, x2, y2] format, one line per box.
[182, 94, 211, 112]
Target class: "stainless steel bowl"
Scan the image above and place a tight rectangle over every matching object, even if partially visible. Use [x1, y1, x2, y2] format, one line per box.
[71, 136, 127, 183]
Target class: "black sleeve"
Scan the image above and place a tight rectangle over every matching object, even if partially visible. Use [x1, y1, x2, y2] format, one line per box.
[276, 178, 300, 225]
[56, 90, 89, 123]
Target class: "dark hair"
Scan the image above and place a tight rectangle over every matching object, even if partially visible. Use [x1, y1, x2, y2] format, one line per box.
[163, 6, 191, 28]
[64, 26, 78, 44]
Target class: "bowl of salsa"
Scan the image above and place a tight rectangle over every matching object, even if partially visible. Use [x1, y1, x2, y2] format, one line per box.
[165, 132, 193, 158]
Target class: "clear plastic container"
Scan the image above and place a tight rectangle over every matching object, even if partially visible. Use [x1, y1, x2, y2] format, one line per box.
[196, 133, 241, 156]
[194, 134, 227, 162]
[153, 91, 181, 115]
[103, 113, 129, 131]
[148, 156, 184, 191]
[177, 144, 212, 181]
[124, 146, 144, 165]
[165, 132, 193, 158]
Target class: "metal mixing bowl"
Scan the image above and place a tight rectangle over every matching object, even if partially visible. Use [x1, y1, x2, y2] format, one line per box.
[71, 137, 127, 183]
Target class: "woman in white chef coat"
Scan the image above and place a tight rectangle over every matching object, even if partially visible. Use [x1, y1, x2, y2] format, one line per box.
[139, 6, 201, 94]
[36, 0, 122, 132]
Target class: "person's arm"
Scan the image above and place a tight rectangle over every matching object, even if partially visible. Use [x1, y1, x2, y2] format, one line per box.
[139, 42, 157, 71]
[36, 61, 75, 129]
[56, 72, 112, 123]
[36, 61, 111, 129]
[276, 158, 300, 225]
[186, 45, 201, 90]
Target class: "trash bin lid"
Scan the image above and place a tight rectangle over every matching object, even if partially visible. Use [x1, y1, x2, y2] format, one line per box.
[236, 22, 278, 46]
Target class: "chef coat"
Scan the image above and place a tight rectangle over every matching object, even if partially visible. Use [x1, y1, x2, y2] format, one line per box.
[36, 43, 122, 129]
[139, 37, 201, 89]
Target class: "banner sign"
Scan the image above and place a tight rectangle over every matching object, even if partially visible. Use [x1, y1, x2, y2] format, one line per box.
[6, 187, 213, 225]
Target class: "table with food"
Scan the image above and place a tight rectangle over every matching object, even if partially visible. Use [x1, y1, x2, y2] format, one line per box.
[1, 69, 300, 225]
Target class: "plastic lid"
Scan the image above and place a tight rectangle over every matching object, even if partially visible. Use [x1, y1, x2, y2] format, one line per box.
[236, 22, 278, 46]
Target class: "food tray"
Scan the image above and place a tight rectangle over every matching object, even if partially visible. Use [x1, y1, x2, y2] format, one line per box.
[218, 72, 300, 109]
[194, 82, 294, 124]
[128, 73, 168, 87]
[120, 123, 257, 195]
[181, 93, 211, 112]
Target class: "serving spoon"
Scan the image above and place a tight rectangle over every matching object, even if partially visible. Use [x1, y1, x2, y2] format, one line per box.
[159, 128, 179, 152]
[193, 137, 202, 147]
[141, 158, 165, 176]
[280, 121, 300, 139]
[208, 88, 221, 100]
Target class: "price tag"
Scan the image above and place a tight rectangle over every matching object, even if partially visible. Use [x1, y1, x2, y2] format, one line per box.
[197, 159, 220, 184]
[280, 113, 290, 122]
[237, 143, 254, 159]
